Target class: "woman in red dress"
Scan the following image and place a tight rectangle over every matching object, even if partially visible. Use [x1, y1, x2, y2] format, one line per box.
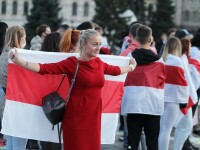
[9, 29, 136, 150]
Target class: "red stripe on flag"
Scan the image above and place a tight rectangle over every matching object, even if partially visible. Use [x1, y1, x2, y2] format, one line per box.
[189, 58, 200, 73]
[124, 62, 165, 89]
[6, 64, 69, 106]
[101, 81, 124, 113]
[180, 97, 195, 115]
[7, 64, 123, 113]
[165, 65, 188, 86]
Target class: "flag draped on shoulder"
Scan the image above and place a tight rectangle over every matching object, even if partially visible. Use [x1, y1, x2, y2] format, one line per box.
[2, 49, 129, 144]
[189, 47, 200, 90]
[180, 54, 198, 115]
[164, 54, 189, 104]
[121, 58, 166, 115]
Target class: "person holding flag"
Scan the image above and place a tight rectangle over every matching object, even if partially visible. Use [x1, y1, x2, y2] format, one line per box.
[9, 29, 137, 150]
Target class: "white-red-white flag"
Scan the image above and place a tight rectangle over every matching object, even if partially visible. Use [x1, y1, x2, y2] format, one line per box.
[1, 49, 129, 144]
[189, 47, 200, 90]
[121, 59, 166, 115]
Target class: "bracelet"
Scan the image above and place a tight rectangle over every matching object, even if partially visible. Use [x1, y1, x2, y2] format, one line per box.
[24, 61, 28, 68]
[129, 64, 134, 71]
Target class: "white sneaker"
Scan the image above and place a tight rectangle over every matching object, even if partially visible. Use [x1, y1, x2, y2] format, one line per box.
[189, 134, 200, 147]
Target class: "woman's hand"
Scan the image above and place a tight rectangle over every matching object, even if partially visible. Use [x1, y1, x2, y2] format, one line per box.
[119, 57, 137, 74]
[9, 48, 40, 72]
[129, 57, 137, 71]
[9, 48, 20, 64]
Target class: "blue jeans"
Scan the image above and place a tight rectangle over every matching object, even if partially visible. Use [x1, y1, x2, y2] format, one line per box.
[0, 86, 5, 130]
[0, 87, 4, 95]
[5, 135, 27, 150]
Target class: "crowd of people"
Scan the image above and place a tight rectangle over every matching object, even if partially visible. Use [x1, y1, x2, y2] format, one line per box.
[0, 20, 200, 150]
[119, 23, 200, 150]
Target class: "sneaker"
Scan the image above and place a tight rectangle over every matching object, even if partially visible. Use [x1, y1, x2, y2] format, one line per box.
[26, 140, 39, 150]
[190, 134, 200, 146]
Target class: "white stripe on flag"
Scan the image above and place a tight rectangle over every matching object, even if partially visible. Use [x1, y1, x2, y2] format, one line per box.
[2, 100, 119, 144]
[4, 49, 129, 144]
[2, 100, 60, 142]
[121, 86, 164, 115]
[164, 84, 189, 103]
[101, 113, 119, 144]
[10, 49, 129, 82]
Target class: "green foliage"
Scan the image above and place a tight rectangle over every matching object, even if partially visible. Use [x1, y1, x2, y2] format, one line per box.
[93, 0, 132, 54]
[149, 0, 175, 41]
[24, 0, 62, 47]
[93, 0, 147, 54]
[127, 0, 146, 23]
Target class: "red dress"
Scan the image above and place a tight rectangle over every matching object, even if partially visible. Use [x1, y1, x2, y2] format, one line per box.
[39, 56, 121, 150]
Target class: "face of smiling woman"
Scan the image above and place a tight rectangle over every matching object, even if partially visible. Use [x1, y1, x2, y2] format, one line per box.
[81, 33, 102, 60]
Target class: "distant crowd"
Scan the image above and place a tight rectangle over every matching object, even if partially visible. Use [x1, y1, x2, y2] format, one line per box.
[0, 20, 200, 150]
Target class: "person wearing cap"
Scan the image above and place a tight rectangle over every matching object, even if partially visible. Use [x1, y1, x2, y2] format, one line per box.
[175, 29, 193, 41]
[174, 30, 199, 150]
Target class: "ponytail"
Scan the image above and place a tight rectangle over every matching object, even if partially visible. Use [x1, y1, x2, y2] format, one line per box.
[59, 29, 80, 53]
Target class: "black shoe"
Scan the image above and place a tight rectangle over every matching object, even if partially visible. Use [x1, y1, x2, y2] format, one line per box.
[26, 140, 39, 149]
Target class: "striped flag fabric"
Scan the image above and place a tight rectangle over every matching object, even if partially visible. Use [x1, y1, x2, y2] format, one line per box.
[189, 47, 200, 90]
[189, 47, 200, 125]
[164, 55, 189, 105]
[121, 59, 166, 115]
[1, 49, 129, 144]
[181, 54, 197, 114]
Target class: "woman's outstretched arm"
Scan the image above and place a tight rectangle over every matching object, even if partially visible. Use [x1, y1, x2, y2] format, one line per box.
[9, 48, 40, 73]
[120, 57, 137, 74]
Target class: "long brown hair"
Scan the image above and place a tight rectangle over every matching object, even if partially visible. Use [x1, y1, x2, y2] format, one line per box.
[59, 29, 80, 53]
[162, 37, 182, 61]
[181, 39, 190, 58]
[4, 26, 25, 48]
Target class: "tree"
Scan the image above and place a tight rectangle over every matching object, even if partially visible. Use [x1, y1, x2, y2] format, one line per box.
[93, 0, 132, 54]
[149, 0, 175, 41]
[127, 0, 146, 24]
[93, 0, 148, 54]
[24, 0, 62, 47]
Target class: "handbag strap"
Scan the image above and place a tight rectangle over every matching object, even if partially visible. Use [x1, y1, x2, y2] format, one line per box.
[56, 61, 79, 93]
[56, 74, 66, 92]
[65, 61, 79, 101]
[57, 61, 79, 146]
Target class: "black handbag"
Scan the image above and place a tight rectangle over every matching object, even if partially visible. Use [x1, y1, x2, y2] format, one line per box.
[42, 62, 79, 126]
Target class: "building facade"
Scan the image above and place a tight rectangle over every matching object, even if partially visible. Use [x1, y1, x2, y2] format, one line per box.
[175, 0, 200, 30]
[0, 0, 200, 30]
[0, 0, 95, 27]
